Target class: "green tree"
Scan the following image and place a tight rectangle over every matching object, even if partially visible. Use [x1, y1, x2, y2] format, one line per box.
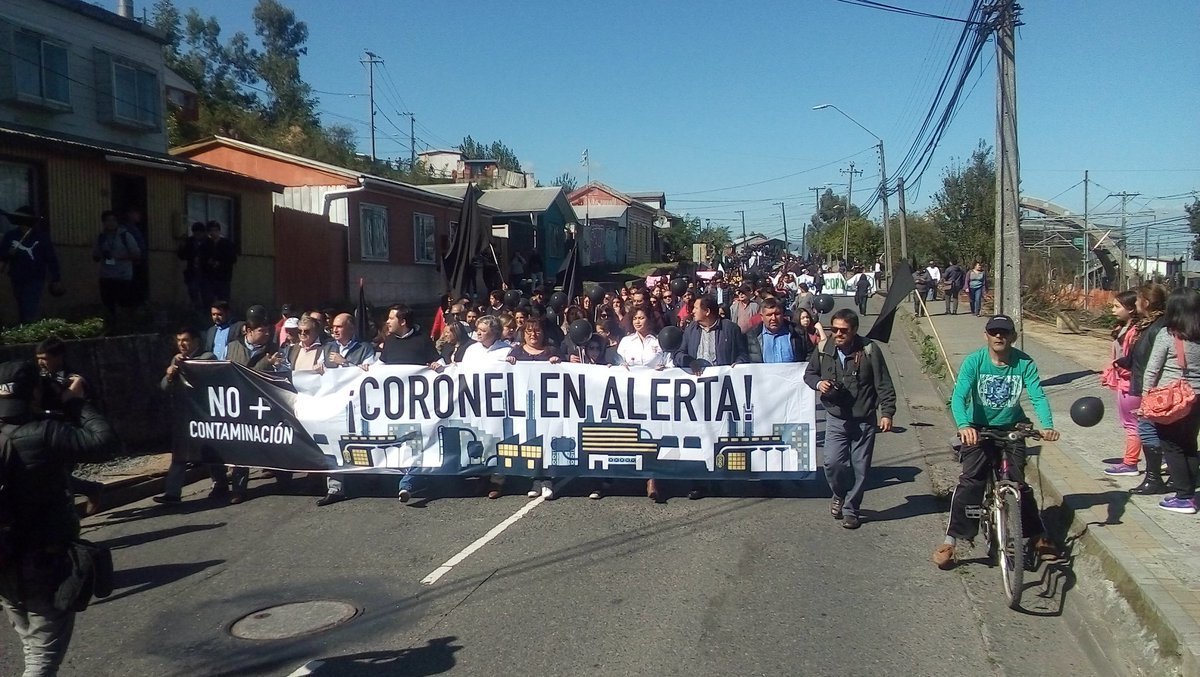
[928, 140, 995, 265]
[810, 217, 881, 264]
[697, 222, 733, 258]
[660, 216, 700, 262]
[550, 172, 577, 193]
[458, 136, 523, 172]
[251, 0, 317, 127]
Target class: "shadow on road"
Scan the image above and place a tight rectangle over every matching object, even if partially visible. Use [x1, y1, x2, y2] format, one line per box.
[1040, 369, 1099, 388]
[862, 493, 943, 523]
[99, 522, 226, 551]
[282, 636, 462, 677]
[1044, 490, 1130, 529]
[865, 465, 922, 490]
[98, 559, 225, 605]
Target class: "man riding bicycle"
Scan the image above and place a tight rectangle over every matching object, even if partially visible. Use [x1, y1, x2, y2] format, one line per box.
[934, 315, 1061, 570]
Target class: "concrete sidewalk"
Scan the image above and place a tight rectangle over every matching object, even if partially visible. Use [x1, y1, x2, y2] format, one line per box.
[907, 305, 1200, 676]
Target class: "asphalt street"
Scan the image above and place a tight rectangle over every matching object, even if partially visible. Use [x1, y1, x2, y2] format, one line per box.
[1, 297, 1106, 676]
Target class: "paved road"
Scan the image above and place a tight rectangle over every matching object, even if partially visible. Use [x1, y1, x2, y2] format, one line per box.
[2, 297, 1104, 676]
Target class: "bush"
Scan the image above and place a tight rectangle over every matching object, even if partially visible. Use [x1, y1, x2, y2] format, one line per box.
[0, 317, 106, 345]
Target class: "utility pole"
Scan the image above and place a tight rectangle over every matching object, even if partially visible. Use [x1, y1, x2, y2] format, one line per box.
[775, 202, 789, 262]
[735, 210, 747, 254]
[897, 176, 909, 260]
[1082, 170, 1090, 306]
[1108, 190, 1141, 289]
[877, 141, 892, 289]
[808, 186, 824, 261]
[840, 162, 862, 264]
[360, 51, 384, 162]
[990, 0, 1022, 331]
[400, 112, 416, 167]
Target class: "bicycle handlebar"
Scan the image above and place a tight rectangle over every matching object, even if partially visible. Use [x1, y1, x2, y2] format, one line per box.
[977, 424, 1042, 443]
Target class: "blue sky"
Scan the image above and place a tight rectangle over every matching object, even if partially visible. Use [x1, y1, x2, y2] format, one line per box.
[171, 0, 1198, 257]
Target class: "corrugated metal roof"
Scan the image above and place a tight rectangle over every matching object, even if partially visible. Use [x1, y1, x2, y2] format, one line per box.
[171, 136, 462, 205]
[423, 185, 568, 215]
[574, 204, 628, 220]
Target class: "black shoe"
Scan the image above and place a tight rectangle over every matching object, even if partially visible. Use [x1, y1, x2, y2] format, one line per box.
[152, 494, 181, 505]
[316, 493, 348, 507]
[1130, 476, 1170, 495]
[687, 489, 704, 500]
[830, 497, 844, 520]
[208, 486, 229, 500]
[842, 514, 861, 529]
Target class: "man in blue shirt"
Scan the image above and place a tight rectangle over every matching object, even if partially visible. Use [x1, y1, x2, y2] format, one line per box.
[746, 297, 807, 364]
[203, 301, 241, 361]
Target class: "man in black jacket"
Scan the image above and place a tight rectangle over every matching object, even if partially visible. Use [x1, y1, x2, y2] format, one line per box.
[803, 309, 897, 529]
[746, 297, 807, 364]
[673, 295, 748, 374]
[0, 360, 117, 676]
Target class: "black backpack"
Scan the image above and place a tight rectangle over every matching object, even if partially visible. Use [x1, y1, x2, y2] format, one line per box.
[0, 426, 17, 570]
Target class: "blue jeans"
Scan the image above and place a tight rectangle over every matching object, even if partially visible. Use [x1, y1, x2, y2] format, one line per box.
[11, 277, 44, 324]
[968, 287, 984, 315]
[823, 415, 878, 517]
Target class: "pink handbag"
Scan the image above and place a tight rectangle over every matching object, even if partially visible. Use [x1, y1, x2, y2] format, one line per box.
[1142, 338, 1196, 424]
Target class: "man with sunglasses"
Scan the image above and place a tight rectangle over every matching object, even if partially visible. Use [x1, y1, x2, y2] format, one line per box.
[934, 315, 1060, 569]
[803, 308, 896, 529]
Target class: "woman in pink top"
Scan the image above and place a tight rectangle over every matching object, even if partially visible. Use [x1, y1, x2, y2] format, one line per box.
[1103, 291, 1142, 476]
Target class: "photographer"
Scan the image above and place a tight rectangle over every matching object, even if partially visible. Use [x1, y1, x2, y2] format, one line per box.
[803, 309, 896, 529]
[34, 338, 103, 516]
[0, 360, 118, 676]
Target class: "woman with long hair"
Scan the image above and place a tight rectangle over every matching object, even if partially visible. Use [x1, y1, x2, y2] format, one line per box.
[613, 308, 667, 501]
[966, 261, 987, 316]
[1142, 288, 1200, 514]
[794, 307, 827, 360]
[506, 316, 562, 500]
[1127, 283, 1170, 494]
[1103, 291, 1143, 476]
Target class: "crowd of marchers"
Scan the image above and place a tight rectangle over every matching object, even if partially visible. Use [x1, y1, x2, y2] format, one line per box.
[149, 262, 894, 518]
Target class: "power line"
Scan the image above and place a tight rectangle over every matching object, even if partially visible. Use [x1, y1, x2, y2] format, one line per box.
[834, 0, 985, 24]
[671, 147, 875, 196]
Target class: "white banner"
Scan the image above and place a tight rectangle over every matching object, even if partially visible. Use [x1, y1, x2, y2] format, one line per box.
[289, 362, 819, 479]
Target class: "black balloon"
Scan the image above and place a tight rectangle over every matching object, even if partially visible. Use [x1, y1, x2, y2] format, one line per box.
[657, 325, 683, 352]
[568, 319, 594, 345]
[669, 277, 689, 296]
[246, 304, 268, 323]
[503, 289, 522, 308]
[548, 291, 568, 311]
[586, 285, 607, 305]
[814, 294, 835, 314]
[1069, 396, 1105, 428]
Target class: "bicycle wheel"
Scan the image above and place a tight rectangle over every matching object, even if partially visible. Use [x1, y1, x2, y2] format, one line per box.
[995, 485, 1024, 609]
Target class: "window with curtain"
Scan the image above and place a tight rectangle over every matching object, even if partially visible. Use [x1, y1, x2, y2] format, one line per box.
[360, 203, 389, 261]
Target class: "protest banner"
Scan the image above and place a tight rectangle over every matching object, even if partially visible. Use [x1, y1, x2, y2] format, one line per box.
[175, 361, 819, 481]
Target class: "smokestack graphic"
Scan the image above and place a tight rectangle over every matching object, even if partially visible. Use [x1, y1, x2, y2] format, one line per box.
[743, 403, 754, 436]
[502, 392, 514, 440]
[585, 405, 596, 423]
[526, 391, 537, 441]
[347, 391, 356, 434]
[728, 416, 737, 438]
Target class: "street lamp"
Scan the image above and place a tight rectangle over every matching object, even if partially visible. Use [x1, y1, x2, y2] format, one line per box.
[813, 104, 892, 286]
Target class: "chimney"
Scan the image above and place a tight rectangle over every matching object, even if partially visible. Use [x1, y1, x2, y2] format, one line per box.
[117, 0, 134, 19]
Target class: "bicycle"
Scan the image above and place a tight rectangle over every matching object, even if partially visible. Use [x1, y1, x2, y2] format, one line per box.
[962, 423, 1042, 610]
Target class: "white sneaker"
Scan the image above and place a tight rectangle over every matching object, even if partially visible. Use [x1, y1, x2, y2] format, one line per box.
[398, 489, 411, 503]
[527, 489, 539, 498]
[541, 485, 554, 499]
[589, 490, 601, 500]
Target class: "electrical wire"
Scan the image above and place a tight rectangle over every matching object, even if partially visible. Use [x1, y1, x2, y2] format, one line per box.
[833, 0, 985, 24]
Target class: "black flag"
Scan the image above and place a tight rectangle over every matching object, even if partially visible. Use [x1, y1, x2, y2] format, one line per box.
[444, 183, 488, 299]
[558, 239, 581, 303]
[354, 278, 373, 342]
[866, 260, 915, 343]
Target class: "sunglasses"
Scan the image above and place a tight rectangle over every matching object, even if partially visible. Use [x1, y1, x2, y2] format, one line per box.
[830, 327, 852, 334]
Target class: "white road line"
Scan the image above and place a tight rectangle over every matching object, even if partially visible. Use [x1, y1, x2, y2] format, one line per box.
[420, 496, 546, 585]
[286, 660, 323, 676]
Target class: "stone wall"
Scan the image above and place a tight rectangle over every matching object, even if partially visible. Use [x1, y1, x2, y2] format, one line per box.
[0, 334, 174, 454]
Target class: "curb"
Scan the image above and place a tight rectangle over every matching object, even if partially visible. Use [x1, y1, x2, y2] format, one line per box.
[901, 310, 1196, 676]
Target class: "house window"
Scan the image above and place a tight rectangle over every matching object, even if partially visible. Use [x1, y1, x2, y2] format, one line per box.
[186, 190, 237, 244]
[13, 31, 69, 106]
[0, 160, 40, 229]
[360, 203, 389, 261]
[414, 213, 436, 263]
[112, 62, 159, 126]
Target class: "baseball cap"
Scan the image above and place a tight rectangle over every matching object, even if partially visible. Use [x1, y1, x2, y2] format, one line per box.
[283, 317, 300, 330]
[985, 315, 1016, 333]
[0, 360, 37, 420]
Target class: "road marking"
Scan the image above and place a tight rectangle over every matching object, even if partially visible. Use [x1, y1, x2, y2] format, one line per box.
[286, 661, 323, 676]
[421, 496, 546, 585]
